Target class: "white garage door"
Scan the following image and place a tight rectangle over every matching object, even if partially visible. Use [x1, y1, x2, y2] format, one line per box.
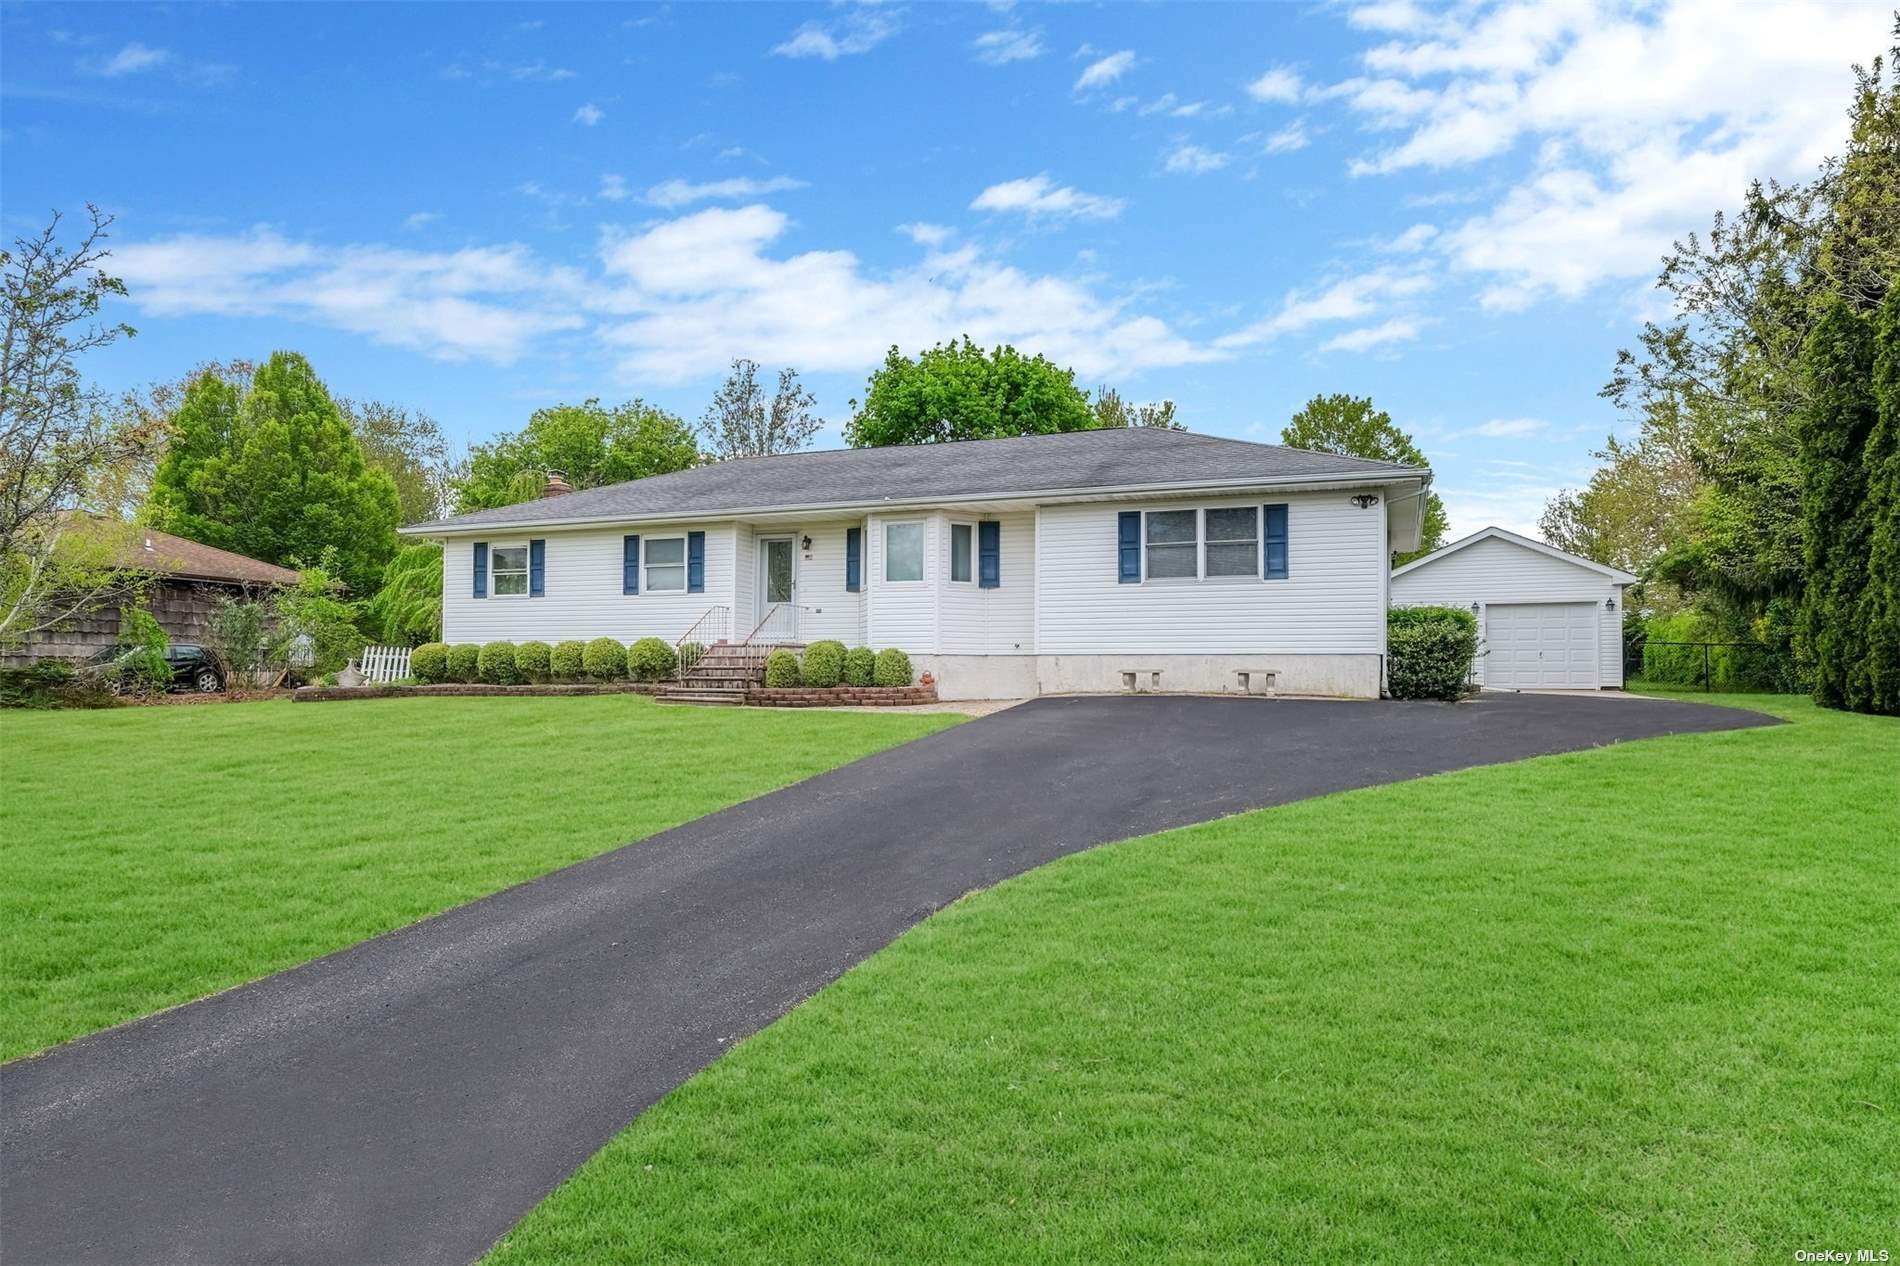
[1485, 602, 1600, 689]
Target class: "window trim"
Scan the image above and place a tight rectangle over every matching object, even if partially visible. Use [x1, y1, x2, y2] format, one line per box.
[488, 540, 532, 600]
[1135, 505, 1270, 584]
[947, 520, 976, 585]
[643, 533, 688, 593]
[882, 519, 927, 585]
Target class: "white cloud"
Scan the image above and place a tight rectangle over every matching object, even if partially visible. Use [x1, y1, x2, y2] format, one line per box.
[972, 28, 1044, 65]
[111, 229, 584, 364]
[1379, 222, 1439, 252]
[1334, 0, 1889, 306]
[1245, 66, 1303, 103]
[970, 175, 1124, 220]
[644, 175, 808, 209]
[1456, 417, 1547, 437]
[1074, 50, 1135, 92]
[1318, 316, 1427, 353]
[1163, 144, 1230, 175]
[402, 212, 442, 231]
[595, 204, 1223, 382]
[572, 102, 604, 126]
[1216, 268, 1432, 348]
[897, 222, 955, 247]
[773, 8, 899, 60]
[598, 174, 631, 202]
[95, 42, 170, 76]
[110, 207, 1224, 383]
[1262, 120, 1311, 154]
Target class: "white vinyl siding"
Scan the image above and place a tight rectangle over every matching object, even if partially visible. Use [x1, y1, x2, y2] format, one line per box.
[938, 512, 1035, 655]
[1036, 493, 1385, 655]
[788, 522, 864, 645]
[443, 524, 734, 645]
[866, 512, 936, 650]
[1390, 534, 1624, 687]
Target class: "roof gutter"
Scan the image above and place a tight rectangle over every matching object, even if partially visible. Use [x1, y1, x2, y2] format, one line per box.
[400, 468, 1432, 537]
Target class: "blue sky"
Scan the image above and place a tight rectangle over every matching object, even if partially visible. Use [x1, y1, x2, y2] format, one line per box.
[3, 0, 1888, 535]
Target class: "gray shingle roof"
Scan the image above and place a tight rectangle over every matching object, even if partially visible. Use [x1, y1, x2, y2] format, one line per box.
[406, 427, 1427, 532]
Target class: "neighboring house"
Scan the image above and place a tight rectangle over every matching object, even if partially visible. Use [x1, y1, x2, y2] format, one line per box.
[4, 525, 301, 665]
[1390, 526, 1637, 691]
[402, 428, 1430, 700]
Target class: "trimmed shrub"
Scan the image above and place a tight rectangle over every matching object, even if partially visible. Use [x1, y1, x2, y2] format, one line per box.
[582, 636, 627, 680]
[551, 640, 586, 681]
[1387, 606, 1478, 700]
[410, 642, 450, 683]
[514, 640, 552, 683]
[802, 639, 847, 688]
[478, 641, 519, 685]
[872, 648, 914, 688]
[763, 648, 801, 688]
[843, 647, 876, 687]
[627, 636, 679, 682]
[445, 643, 481, 683]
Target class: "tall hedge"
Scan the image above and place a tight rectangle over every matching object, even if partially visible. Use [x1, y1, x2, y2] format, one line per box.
[1852, 286, 1900, 712]
[1387, 606, 1477, 701]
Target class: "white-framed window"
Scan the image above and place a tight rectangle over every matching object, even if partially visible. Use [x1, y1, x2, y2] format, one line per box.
[490, 543, 530, 597]
[1204, 507, 1259, 578]
[884, 521, 925, 583]
[645, 535, 686, 592]
[948, 522, 974, 584]
[1144, 509, 1198, 579]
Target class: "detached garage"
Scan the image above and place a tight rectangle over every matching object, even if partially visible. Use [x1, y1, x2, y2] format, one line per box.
[1390, 526, 1637, 691]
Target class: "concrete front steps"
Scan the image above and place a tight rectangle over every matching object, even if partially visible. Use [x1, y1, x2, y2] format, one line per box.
[654, 642, 804, 706]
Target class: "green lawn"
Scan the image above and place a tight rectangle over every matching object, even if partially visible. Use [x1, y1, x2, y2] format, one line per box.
[0, 697, 958, 1062]
[489, 696, 1898, 1265]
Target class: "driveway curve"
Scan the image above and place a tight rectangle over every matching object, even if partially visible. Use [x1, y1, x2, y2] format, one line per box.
[2, 692, 1772, 1266]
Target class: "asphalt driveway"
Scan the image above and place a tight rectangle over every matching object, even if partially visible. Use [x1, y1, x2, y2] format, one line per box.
[1, 692, 1773, 1266]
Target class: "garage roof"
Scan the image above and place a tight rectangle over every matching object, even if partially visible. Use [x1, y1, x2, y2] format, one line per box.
[1391, 525, 1638, 584]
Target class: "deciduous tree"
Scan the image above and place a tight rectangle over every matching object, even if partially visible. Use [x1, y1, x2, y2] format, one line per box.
[846, 338, 1095, 446]
[455, 399, 699, 512]
[1282, 393, 1447, 564]
[700, 359, 821, 459]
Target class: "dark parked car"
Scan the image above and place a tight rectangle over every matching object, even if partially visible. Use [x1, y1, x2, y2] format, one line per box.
[83, 643, 224, 693]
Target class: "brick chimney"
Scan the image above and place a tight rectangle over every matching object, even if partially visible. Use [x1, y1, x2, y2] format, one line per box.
[541, 469, 572, 497]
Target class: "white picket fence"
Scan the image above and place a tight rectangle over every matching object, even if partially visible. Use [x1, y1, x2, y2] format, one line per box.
[357, 644, 413, 683]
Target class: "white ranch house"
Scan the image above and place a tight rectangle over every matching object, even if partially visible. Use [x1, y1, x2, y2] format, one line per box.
[403, 428, 1432, 700]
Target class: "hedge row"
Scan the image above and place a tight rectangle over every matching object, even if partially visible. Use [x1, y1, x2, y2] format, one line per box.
[412, 636, 682, 685]
[760, 641, 915, 689]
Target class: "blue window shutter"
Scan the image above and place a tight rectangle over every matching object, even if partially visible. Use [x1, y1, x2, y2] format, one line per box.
[686, 531, 705, 593]
[623, 534, 640, 595]
[473, 542, 488, 598]
[529, 539, 546, 597]
[978, 521, 1000, 588]
[1264, 504, 1289, 579]
[845, 527, 862, 593]
[1117, 511, 1141, 583]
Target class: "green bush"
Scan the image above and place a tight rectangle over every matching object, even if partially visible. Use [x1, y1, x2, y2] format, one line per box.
[514, 640, 552, 682]
[802, 640, 847, 688]
[582, 636, 627, 680]
[1640, 610, 1802, 691]
[843, 647, 876, 687]
[873, 648, 914, 688]
[1387, 607, 1478, 700]
[627, 636, 679, 682]
[763, 648, 801, 688]
[478, 641, 519, 685]
[551, 640, 586, 680]
[445, 643, 481, 683]
[0, 659, 113, 710]
[116, 607, 172, 694]
[410, 642, 449, 683]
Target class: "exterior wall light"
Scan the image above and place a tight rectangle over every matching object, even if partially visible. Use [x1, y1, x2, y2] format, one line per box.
[800, 534, 813, 551]
[1605, 596, 1617, 610]
[1350, 494, 1380, 508]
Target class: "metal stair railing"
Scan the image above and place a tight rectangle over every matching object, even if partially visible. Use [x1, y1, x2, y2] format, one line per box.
[672, 606, 731, 684]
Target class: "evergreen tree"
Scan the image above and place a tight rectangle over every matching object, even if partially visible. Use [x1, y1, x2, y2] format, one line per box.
[1794, 299, 1878, 709]
[147, 352, 399, 595]
[1851, 286, 1900, 712]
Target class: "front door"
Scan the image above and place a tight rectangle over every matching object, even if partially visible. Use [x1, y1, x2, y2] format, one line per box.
[757, 536, 796, 637]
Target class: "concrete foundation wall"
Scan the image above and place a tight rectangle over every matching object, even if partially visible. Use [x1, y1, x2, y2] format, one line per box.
[917, 652, 1381, 700]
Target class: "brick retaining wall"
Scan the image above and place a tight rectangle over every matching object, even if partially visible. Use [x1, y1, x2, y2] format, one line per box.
[294, 682, 666, 702]
[744, 685, 939, 707]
